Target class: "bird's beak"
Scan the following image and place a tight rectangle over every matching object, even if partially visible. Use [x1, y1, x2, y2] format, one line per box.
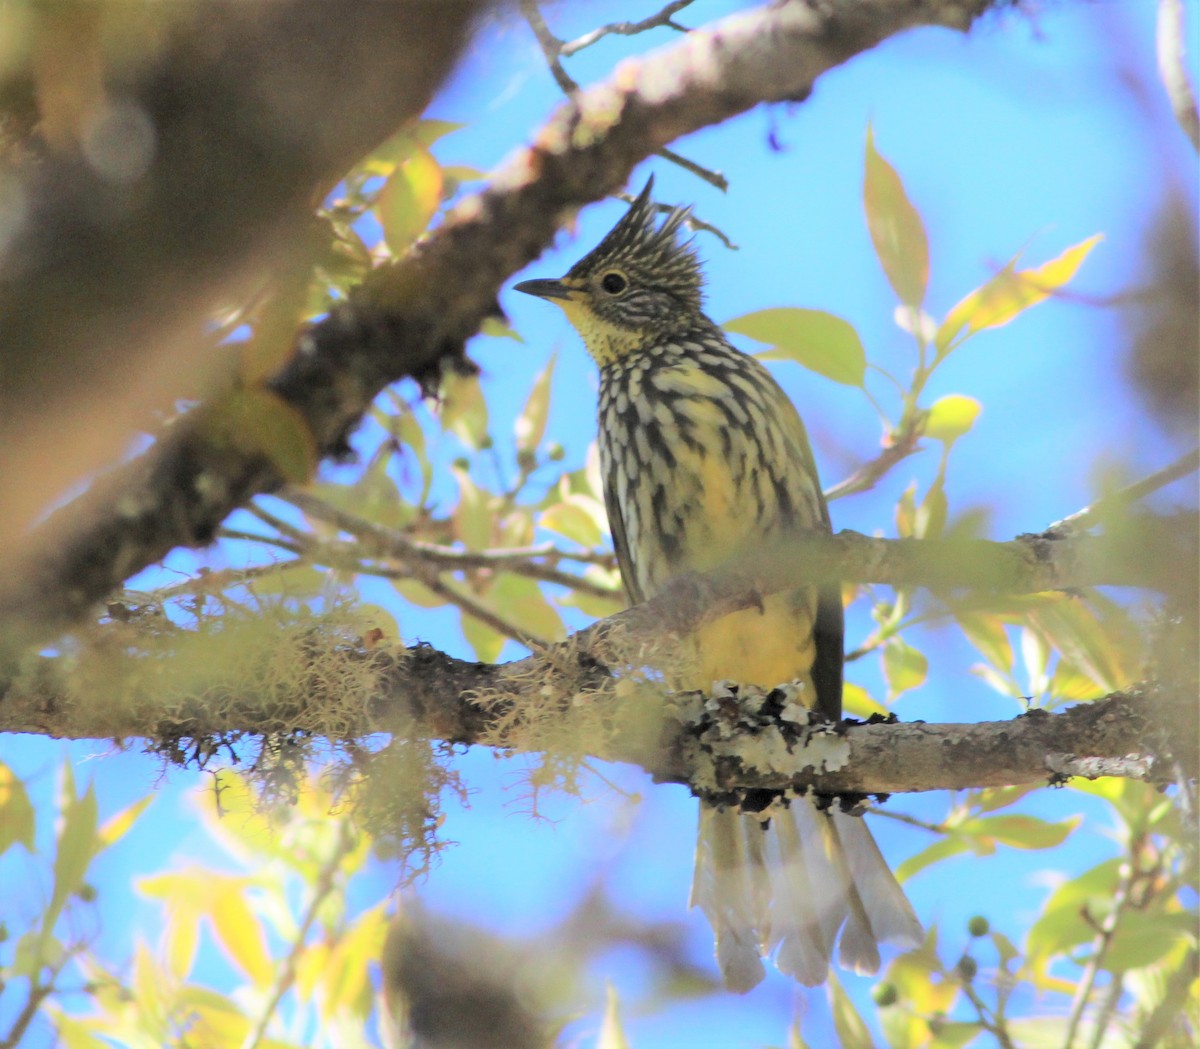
[514, 278, 576, 301]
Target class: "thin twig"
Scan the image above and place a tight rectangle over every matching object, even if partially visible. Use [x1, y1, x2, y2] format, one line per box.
[519, 0, 727, 191]
[864, 805, 947, 834]
[241, 821, 357, 1049]
[560, 1, 695, 56]
[824, 414, 925, 501]
[1044, 448, 1200, 536]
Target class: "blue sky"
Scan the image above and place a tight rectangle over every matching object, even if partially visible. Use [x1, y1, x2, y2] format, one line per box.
[3, 2, 1197, 1047]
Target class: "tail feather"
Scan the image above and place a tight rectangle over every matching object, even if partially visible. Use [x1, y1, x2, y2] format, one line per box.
[691, 798, 921, 992]
[768, 805, 836, 985]
[691, 804, 766, 992]
[833, 810, 924, 949]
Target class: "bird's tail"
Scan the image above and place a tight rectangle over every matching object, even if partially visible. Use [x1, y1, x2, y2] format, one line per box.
[690, 798, 923, 993]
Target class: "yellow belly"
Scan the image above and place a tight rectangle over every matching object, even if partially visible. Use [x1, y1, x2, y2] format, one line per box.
[689, 590, 819, 699]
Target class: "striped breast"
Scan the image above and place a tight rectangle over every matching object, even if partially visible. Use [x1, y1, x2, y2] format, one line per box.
[596, 322, 830, 693]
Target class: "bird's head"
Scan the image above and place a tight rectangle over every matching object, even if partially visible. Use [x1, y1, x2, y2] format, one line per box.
[515, 177, 704, 365]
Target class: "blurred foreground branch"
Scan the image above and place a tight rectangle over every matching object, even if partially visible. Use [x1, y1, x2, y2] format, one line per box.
[0, 0, 1002, 657]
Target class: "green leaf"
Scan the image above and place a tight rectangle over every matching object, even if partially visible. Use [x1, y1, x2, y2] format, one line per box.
[597, 983, 630, 1049]
[1105, 912, 1199, 972]
[515, 355, 556, 454]
[480, 316, 524, 342]
[205, 388, 317, 484]
[924, 395, 981, 444]
[724, 308, 867, 387]
[955, 613, 1014, 676]
[916, 479, 947, 540]
[378, 147, 443, 253]
[391, 578, 445, 610]
[864, 126, 930, 311]
[1026, 858, 1122, 962]
[489, 575, 565, 644]
[935, 235, 1102, 356]
[440, 373, 490, 450]
[957, 814, 1078, 850]
[842, 681, 890, 719]
[49, 779, 98, 927]
[895, 835, 973, 882]
[828, 971, 877, 1049]
[452, 467, 493, 550]
[883, 639, 928, 699]
[461, 610, 505, 663]
[0, 762, 35, 855]
[539, 496, 606, 548]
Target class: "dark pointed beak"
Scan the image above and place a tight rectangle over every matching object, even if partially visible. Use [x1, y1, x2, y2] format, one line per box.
[514, 278, 575, 301]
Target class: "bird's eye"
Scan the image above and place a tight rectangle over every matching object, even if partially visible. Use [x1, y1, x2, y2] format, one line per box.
[600, 272, 627, 295]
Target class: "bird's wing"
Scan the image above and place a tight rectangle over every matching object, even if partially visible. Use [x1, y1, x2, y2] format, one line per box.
[603, 468, 645, 607]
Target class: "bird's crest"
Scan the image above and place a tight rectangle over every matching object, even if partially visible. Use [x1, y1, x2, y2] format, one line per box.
[567, 177, 703, 309]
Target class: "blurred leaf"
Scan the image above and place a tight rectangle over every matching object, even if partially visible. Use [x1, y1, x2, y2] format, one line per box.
[930, 1022, 982, 1048]
[481, 316, 524, 342]
[842, 681, 890, 719]
[461, 608, 506, 663]
[883, 638, 928, 699]
[864, 126, 930, 311]
[452, 466, 493, 551]
[558, 587, 625, 619]
[895, 481, 917, 538]
[378, 147, 443, 253]
[955, 613, 1014, 676]
[96, 794, 153, 851]
[516, 354, 556, 454]
[1025, 594, 1137, 696]
[49, 778, 98, 929]
[1105, 913, 1198, 972]
[0, 761, 35, 855]
[212, 890, 273, 985]
[896, 835, 973, 882]
[597, 983, 630, 1049]
[956, 814, 1078, 851]
[540, 496, 606, 548]
[725, 308, 867, 387]
[828, 970, 877, 1049]
[973, 783, 1040, 814]
[917, 479, 947, 540]
[204, 388, 318, 484]
[392, 578, 445, 609]
[935, 235, 1102, 356]
[1026, 858, 1122, 964]
[489, 575, 565, 644]
[440, 373, 490, 450]
[174, 986, 252, 1044]
[924, 395, 981, 444]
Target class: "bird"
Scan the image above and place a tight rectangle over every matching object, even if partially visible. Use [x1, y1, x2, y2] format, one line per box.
[514, 177, 921, 992]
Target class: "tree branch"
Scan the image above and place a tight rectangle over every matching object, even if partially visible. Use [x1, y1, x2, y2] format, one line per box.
[0, 0, 1005, 655]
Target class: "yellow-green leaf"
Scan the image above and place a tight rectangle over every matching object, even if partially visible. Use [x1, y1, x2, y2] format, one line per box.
[924, 394, 981, 444]
[461, 610, 505, 663]
[0, 762, 35, 855]
[724, 308, 867, 387]
[96, 794, 153, 851]
[539, 496, 606, 548]
[452, 466, 493, 550]
[440, 373, 490, 450]
[205, 388, 317, 484]
[378, 147, 443, 254]
[883, 638, 927, 699]
[827, 971, 876, 1049]
[392, 578, 445, 610]
[597, 983, 630, 1049]
[515, 355, 556, 453]
[49, 780, 98, 926]
[864, 126, 929, 311]
[212, 890, 273, 985]
[935, 234, 1102, 355]
[842, 681, 889, 719]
